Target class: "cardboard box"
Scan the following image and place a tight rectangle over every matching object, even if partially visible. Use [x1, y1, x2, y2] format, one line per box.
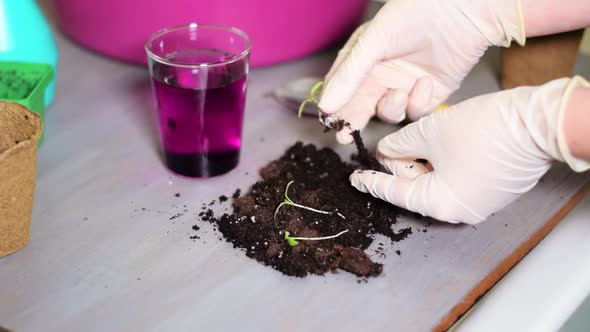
[501, 29, 584, 89]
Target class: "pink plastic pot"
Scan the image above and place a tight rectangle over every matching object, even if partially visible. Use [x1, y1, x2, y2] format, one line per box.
[50, 0, 368, 67]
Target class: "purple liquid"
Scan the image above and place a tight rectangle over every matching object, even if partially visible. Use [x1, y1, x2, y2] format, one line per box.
[151, 49, 247, 177]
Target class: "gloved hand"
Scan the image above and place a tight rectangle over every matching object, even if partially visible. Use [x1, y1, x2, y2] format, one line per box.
[349, 77, 590, 224]
[318, 0, 525, 144]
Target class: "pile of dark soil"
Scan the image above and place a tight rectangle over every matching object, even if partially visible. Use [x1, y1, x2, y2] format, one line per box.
[197, 142, 417, 278]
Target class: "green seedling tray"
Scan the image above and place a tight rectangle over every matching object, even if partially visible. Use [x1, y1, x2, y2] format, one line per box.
[0, 62, 53, 143]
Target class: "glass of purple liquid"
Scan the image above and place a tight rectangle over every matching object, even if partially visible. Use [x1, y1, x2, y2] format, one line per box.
[145, 23, 250, 178]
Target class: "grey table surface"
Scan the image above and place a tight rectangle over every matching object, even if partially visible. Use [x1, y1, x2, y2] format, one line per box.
[2, 11, 590, 332]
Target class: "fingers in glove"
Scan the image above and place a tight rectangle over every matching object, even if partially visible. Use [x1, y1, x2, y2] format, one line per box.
[350, 171, 467, 224]
[376, 157, 428, 179]
[407, 76, 435, 121]
[319, 22, 383, 113]
[350, 170, 418, 210]
[349, 171, 442, 221]
[333, 81, 385, 144]
[377, 119, 432, 161]
[324, 23, 369, 86]
[336, 127, 356, 145]
[376, 89, 409, 124]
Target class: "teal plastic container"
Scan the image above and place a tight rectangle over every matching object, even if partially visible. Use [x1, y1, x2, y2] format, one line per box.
[0, 0, 58, 106]
[0, 62, 53, 143]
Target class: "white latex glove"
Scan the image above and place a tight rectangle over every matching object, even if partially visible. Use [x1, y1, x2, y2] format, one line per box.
[350, 77, 589, 224]
[318, 0, 525, 144]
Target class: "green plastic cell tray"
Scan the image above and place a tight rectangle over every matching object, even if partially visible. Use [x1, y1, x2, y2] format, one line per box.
[0, 62, 53, 143]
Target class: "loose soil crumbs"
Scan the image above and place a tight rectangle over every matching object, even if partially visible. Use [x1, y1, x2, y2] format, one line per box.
[198, 142, 416, 278]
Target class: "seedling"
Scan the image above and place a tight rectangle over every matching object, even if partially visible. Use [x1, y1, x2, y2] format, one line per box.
[297, 80, 323, 118]
[284, 230, 349, 247]
[297, 80, 344, 131]
[274, 181, 345, 219]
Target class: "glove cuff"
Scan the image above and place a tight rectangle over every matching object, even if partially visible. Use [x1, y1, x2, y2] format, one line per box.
[460, 0, 526, 48]
[557, 75, 590, 172]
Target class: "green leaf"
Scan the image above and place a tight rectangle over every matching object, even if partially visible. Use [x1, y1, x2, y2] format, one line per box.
[274, 202, 287, 219]
[284, 180, 295, 201]
[284, 231, 299, 247]
[274, 181, 296, 219]
[309, 81, 324, 103]
[297, 81, 324, 118]
[298, 99, 311, 118]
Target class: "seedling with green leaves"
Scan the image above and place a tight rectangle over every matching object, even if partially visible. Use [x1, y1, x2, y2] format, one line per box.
[297, 80, 345, 131]
[274, 181, 345, 219]
[297, 80, 324, 118]
[283, 230, 349, 247]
